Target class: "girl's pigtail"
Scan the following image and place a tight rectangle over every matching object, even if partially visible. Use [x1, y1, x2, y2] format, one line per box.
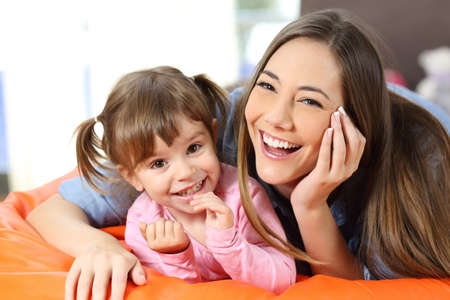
[74, 116, 109, 194]
[192, 74, 229, 128]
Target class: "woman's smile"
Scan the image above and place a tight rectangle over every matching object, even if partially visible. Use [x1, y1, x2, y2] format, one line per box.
[260, 130, 302, 159]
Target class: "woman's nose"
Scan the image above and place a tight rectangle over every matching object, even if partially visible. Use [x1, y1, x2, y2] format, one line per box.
[263, 98, 294, 130]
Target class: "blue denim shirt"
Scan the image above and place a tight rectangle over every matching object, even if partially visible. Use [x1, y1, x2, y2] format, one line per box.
[59, 84, 449, 278]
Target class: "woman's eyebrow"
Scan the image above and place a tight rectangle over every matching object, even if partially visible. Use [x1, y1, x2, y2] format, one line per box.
[261, 70, 330, 100]
[298, 86, 330, 100]
[261, 70, 279, 81]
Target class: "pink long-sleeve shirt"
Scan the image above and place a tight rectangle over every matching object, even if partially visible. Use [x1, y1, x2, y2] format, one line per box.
[125, 163, 296, 294]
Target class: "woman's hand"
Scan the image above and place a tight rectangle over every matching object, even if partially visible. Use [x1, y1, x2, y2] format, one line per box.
[139, 219, 190, 254]
[191, 192, 234, 230]
[65, 239, 146, 300]
[290, 107, 365, 279]
[291, 107, 366, 211]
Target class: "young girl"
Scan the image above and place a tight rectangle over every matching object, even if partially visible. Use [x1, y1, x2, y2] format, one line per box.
[73, 66, 296, 294]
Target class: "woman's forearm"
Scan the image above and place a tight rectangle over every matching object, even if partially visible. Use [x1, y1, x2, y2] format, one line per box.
[294, 203, 363, 280]
[26, 193, 124, 256]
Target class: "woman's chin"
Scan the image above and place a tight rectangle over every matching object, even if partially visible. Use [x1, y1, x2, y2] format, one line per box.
[256, 165, 295, 185]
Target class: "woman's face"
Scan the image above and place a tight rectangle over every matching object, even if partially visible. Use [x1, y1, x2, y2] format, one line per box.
[245, 37, 345, 186]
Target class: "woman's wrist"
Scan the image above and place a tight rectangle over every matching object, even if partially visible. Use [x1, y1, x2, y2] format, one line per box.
[71, 227, 126, 257]
[291, 193, 330, 216]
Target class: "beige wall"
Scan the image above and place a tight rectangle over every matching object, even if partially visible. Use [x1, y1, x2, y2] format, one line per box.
[301, 0, 450, 89]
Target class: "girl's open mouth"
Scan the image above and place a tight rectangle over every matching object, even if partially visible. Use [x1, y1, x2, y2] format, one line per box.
[176, 178, 205, 197]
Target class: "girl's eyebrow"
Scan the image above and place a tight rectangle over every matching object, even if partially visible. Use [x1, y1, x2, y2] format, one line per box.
[183, 130, 207, 142]
[261, 69, 330, 100]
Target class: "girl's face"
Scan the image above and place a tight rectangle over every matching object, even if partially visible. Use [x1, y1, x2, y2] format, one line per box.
[124, 115, 221, 216]
[245, 37, 344, 187]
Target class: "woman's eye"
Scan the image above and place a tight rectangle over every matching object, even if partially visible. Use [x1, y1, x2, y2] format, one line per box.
[256, 81, 275, 91]
[299, 98, 323, 108]
[187, 143, 201, 154]
[150, 160, 166, 169]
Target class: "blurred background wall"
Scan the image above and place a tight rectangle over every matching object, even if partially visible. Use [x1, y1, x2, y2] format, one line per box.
[0, 0, 298, 194]
[301, 0, 450, 89]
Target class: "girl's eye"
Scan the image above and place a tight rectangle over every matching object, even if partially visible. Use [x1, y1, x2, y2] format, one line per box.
[299, 98, 323, 108]
[187, 143, 201, 154]
[256, 81, 275, 92]
[150, 160, 166, 169]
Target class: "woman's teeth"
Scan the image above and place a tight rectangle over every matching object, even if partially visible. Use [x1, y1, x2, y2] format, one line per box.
[263, 133, 300, 150]
[178, 180, 204, 196]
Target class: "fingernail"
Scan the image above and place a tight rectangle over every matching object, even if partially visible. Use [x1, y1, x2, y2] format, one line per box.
[338, 106, 346, 116]
[327, 127, 333, 137]
[333, 111, 340, 123]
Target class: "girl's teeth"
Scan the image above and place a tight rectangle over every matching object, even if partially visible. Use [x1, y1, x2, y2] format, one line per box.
[179, 180, 203, 196]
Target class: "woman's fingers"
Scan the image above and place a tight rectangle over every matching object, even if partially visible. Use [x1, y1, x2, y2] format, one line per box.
[339, 107, 366, 172]
[315, 128, 333, 173]
[110, 262, 129, 300]
[66, 243, 145, 300]
[76, 268, 94, 300]
[91, 263, 111, 300]
[65, 262, 81, 300]
[129, 260, 147, 286]
[331, 111, 347, 171]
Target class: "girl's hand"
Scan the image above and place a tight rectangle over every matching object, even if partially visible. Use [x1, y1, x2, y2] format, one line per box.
[139, 219, 190, 254]
[191, 192, 234, 230]
[66, 240, 146, 300]
[291, 107, 366, 212]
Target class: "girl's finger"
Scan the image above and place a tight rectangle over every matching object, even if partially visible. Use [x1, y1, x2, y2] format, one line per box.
[155, 219, 165, 238]
[173, 222, 184, 235]
[139, 222, 147, 238]
[146, 223, 156, 241]
[76, 269, 94, 300]
[195, 200, 229, 215]
[331, 111, 346, 171]
[65, 262, 81, 300]
[315, 127, 333, 173]
[165, 220, 175, 239]
[192, 192, 218, 202]
[191, 203, 207, 212]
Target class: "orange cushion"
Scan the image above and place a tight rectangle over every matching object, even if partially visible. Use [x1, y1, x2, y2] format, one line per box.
[0, 170, 449, 299]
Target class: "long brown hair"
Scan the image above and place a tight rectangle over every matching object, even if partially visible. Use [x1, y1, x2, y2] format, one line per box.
[75, 66, 228, 193]
[236, 9, 450, 278]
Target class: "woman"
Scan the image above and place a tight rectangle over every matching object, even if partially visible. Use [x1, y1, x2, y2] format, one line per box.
[27, 9, 450, 300]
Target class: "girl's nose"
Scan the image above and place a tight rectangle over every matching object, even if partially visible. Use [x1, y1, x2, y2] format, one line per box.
[175, 158, 196, 181]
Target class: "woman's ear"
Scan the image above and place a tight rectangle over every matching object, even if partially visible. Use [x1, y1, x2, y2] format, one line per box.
[117, 165, 144, 192]
[212, 118, 218, 143]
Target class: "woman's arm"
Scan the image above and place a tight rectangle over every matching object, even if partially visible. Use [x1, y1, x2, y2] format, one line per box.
[292, 202, 362, 279]
[27, 194, 146, 300]
[291, 109, 365, 279]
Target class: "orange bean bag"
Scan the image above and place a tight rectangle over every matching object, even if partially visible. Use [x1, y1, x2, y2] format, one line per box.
[1, 170, 449, 299]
